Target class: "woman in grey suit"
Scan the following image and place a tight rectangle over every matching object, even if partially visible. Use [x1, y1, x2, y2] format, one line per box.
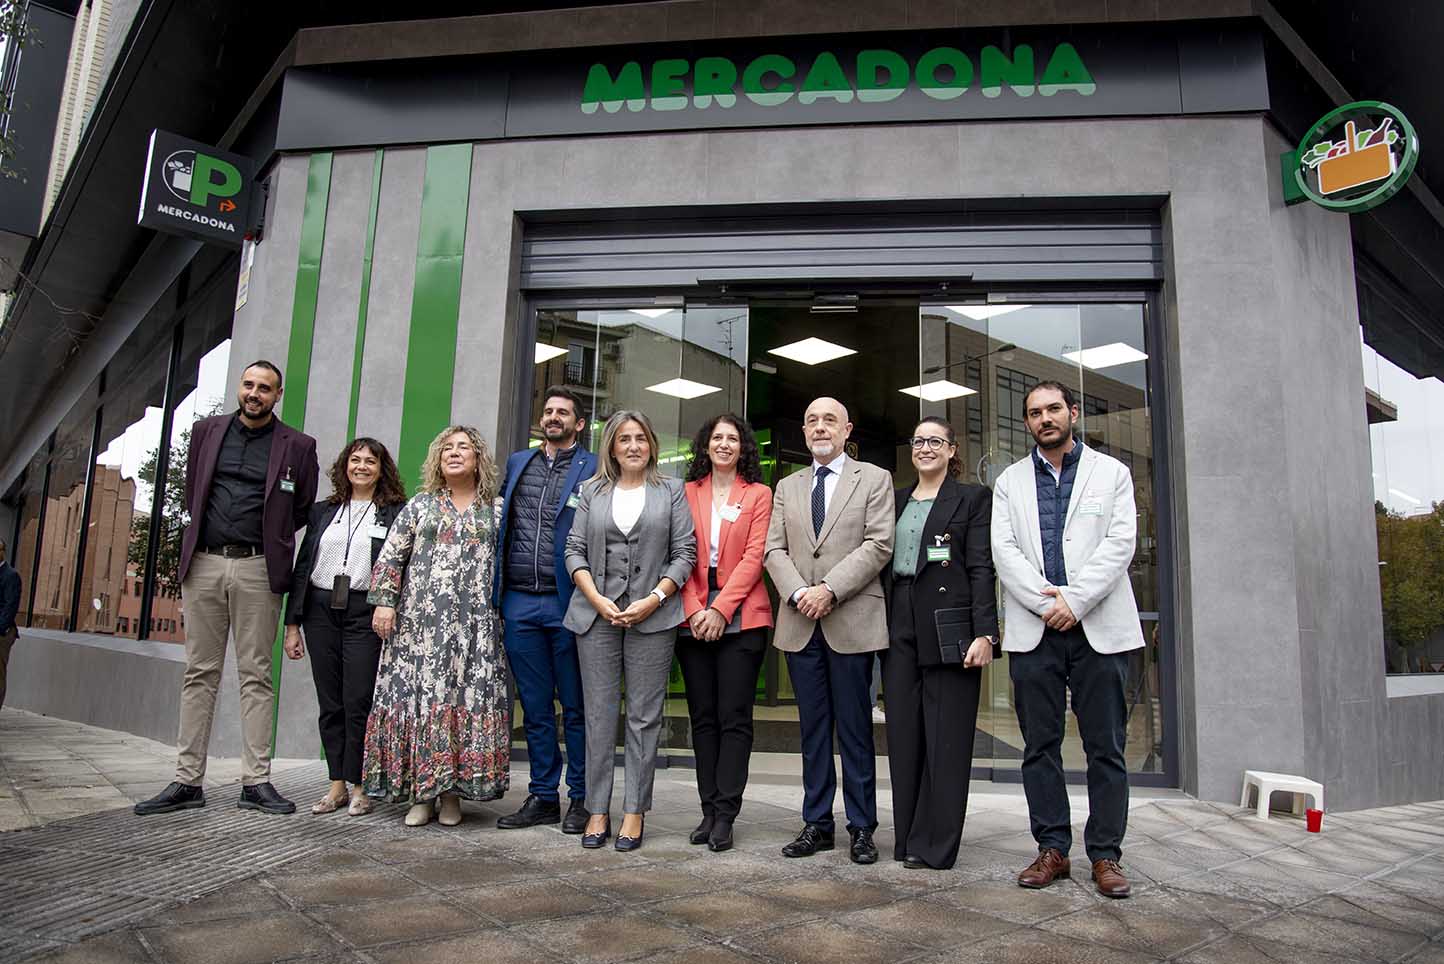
[565, 410, 696, 851]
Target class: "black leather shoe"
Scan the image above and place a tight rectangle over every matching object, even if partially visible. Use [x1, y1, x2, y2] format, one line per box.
[562, 799, 590, 834]
[781, 824, 834, 858]
[903, 854, 931, 870]
[497, 794, 561, 829]
[237, 782, 296, 814]
[614, 816, 645, 852]
[133, 782, 205, 815]
[707, 817, 734, 853]
[849, 828, 879, 865]
[581, 818, 611, 849]
[689, 814, 716, 845]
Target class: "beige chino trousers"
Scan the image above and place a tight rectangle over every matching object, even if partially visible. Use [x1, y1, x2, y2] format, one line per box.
[176, 552, 282, 785]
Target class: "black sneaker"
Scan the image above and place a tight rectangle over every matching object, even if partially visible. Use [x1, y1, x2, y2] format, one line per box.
[237, 782, 296, 814]
[561, 799, 590, 834]
[497, 794, 562, 829]
[133, 782, 205, 815]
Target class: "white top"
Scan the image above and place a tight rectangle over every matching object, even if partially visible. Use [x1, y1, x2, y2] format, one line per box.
[709, 503, 722, 568]
[311, 501, 376, 591]
[612, 484, 646, 535]
[810, 452, 848, 514]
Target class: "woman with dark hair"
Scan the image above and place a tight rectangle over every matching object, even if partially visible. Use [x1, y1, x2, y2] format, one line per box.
[883, 415, 999, 869]
[284, 437, 407, 817]
[677, 414, 773, 852]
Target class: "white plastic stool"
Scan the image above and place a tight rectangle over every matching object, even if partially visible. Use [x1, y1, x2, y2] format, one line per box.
[1240, 770, 1323, 820]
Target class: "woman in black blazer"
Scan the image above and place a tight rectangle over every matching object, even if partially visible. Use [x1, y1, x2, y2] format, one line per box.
[283, 437, 407, 817]
[883, 416, 999, 869]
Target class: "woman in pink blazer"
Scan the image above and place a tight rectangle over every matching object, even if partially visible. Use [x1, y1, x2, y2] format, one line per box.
[679, 413, 774, 853]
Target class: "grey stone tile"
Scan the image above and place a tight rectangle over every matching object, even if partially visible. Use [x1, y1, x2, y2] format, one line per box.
[1239, 911, 1426, 962]
[151, 879, 289, 923]
[357, 831, 476, 864]
[267, 866, 421, 906]
[754, 874, 908, 913]
[927, 878, 1100, 924]
[649, 888, 815, 938]
[626, 944, 763, 964]
[1116, 840, 1248, 883]
[1400, 944, 1444, 964]
[1039, 903, 1226, 959]
[530, 909, 694, 963]
[738, 918, 924, 964]
[839, 896, 1017, 948]
[913, 927, 1164, 963]
[586, 864, 717, 902]
[450, 878, 611, 925]
[1296, 894, 1440, 938]
[1177, 933, 1374, 964]
[1122, 886, 1275, 930]
[309, 895, 486, 948]
[392, 853, 539, 889]
[368, 929, 549, 964]
[139, 912, 345, 964]
[1336, 882, 1444, 935]
[679, 848, 815, 884]
[1193, 855, 1361, 903]
[26, 931, 150, 963]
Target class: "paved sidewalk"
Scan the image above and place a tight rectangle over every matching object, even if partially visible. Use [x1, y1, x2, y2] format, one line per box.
[2, 709, 1443, 964]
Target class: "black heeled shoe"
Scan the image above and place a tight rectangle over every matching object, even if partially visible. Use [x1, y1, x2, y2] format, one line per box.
[689, 814, 715, 845]
[581, 818, 611, 849]
[614, 815, 645, 852]
[707, 817, 734, 853]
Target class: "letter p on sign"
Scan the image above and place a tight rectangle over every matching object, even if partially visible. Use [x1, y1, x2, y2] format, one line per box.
[189, 153, 243, 208]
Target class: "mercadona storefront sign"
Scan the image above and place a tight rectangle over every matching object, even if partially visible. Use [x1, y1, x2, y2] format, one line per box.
[137, 129, 255, 248]
[580, 43, 1097, 114]
[1283, 101, 1420, 214]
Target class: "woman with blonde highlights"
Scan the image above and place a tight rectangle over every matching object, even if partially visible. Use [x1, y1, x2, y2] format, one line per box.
[362, 425, 511, 827]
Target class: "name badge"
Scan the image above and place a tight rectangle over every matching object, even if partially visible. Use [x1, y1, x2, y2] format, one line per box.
[368, 524, 389, 539]
[1078, 499, 1103, 516]
[565, 492, 581, 509]
[279, 479, 295, 494]
[926, 545, 950, 563]
[719, 503, 742, 523]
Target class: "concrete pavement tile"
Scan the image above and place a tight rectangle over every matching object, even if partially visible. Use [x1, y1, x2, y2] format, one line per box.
[1336, 882, 1444, 935]
[1163, 826, 1292, 858]
[586, 864, 716, 902]
[367, 928, 547, 964]
[678, 847, 816, 883]
[1039, 902, 1226, 959]
[528, 909, 694, 963]
[627, 943, 767, 964]
[648, 888, 814, 938]
[278, 849, 377, 874]
[1183, 855, 1360, 904]
[927, 878, 1100, 924]
[354, 831, 476, 864]
[450, 878, 611, 924]
[268, 866, 422, 905]
[26, 931, 150, 963]
[839, 896, 1017, 947]
[1239, 911, 1425, 962]
[393, 853, 539, 889]
[1117, 840, 1250, 883]
[1295, 894, 1440, 938]
[152, 879, 289, 923]
[1400, 944, 1444, 964]
[1120, 886, 1274, 930]
[738, 918, 924, 964]
[309, 895, 486, 948]
[139, 911, 344, 964]
[910, 927, 1163, 963]
[1177, 933, 1375, 964]
[754, 874, 907, 913]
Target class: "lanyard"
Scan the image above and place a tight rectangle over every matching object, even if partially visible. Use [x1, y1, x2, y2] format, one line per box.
[340, 501, 373, 567]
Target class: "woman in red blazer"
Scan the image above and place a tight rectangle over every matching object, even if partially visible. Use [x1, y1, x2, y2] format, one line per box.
[679, 413, 774, 853]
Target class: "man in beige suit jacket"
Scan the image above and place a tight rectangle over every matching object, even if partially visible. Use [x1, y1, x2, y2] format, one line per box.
[765, 397, 893, 864]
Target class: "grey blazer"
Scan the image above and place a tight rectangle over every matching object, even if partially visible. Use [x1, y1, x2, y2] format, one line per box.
[563, 475, 696, 635]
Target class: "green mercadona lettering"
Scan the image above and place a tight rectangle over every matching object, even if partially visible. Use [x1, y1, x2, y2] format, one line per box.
[581, 43, 1096, 114]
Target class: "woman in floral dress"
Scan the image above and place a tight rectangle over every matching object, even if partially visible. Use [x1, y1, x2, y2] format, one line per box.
[363, 425, 510, 827]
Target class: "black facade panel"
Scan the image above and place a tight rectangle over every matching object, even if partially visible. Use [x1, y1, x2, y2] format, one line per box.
[0, 4, 74, 238]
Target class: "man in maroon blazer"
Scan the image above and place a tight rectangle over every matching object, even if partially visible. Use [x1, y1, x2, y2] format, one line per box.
[135, 360, 318, 816]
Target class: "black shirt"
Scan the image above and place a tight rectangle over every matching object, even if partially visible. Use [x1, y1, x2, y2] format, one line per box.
[202, 415, 275, 549]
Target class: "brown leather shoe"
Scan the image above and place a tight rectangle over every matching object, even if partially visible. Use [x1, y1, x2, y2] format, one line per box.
[1092, 859, 1132, 898]
[1017, 848, 1071, 888]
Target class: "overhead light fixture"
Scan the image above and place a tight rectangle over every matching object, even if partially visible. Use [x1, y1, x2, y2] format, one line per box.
[645, 377, 722, 400]
[1062, 343, 1149, 369]
[750, 360, 778, 375]
[810, 293, 860, 314]
[535, 343, 568, 364]
[768, 337, 857, 366]
[629, 308, 674, 318]
[946, 304, 1032, 321]
[900, 380, 978, 402]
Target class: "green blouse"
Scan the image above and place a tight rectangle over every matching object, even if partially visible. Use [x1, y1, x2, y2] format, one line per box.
[892, 497, 934, 578]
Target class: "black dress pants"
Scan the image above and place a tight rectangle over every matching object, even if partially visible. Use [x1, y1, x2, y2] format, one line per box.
[1009, 624, 1130, 863]
[883, 582, 982, 869]
[676, 627, 766, 820]
[304, 590, 383, 784]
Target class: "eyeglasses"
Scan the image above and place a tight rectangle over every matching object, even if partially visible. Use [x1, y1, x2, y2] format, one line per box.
[908, 436, 951, 451]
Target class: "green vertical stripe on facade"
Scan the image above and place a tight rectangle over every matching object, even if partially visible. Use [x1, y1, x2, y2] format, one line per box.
[396, 143, 473, 488]
[346, 150, 385, 440]
[275, 152, 333, 734]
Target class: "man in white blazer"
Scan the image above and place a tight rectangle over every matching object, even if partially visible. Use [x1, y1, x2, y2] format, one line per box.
[991, 380, 1143, 899]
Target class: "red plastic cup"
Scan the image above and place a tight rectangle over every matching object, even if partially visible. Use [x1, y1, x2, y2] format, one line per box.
[1305, 808, 1324, 833]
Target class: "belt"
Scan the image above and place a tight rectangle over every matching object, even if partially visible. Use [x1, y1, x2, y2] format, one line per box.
[204, 544, 263, 559]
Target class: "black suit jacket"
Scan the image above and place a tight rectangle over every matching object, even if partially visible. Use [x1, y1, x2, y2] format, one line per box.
[284, 499, 403, 624]
[884, 476, 1000, 666]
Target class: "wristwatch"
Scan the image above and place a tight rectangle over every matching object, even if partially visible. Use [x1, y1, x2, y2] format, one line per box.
[651, 587, 668, 605]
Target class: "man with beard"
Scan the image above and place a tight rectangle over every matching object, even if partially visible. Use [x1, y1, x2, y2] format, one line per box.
[136, 361, 318, 816]
[493, 386, 598, 833]
[991, 381, 1144, 898]
[765, 396, 893, 864]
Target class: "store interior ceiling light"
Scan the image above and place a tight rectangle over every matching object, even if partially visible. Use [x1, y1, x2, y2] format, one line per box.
[1061, 343, 1149, 369]
[534, 343, 568, 364]
[767, 337, 857, 365]
[645, 377, 722, 400]
[946, 304, 1032, 321]
[629, 308, 674, 318]
[899, 380, 978, 402]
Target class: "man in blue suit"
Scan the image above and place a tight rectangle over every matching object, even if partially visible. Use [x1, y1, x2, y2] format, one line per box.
[495, 386, 598, 833]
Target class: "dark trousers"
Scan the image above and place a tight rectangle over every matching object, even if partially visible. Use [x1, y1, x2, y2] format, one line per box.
[1009, 624, 1130, 863]
[883, 584, 982, 869]
[676, 627, 766, 820]
[303, 590, 383, 785]
[501, 589, 586, 802]
[787, 626, 878, 834]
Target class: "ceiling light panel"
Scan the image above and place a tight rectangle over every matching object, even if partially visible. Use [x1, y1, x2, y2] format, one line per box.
[645, 378, 722, 400]
[899, 380, 978, 402]
[945, 304, 1032, 321]
[1061, 343, 1149, 369]
[628, 308, 675, 318]
[767, 337, 857, 366]
[535, 343, 568, 364]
